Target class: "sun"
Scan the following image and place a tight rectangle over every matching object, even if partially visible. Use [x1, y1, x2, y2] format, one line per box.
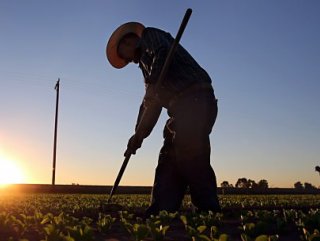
[0, 156, 25, 186]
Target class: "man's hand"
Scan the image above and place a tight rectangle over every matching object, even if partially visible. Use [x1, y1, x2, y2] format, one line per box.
[124, 134, 143, 157]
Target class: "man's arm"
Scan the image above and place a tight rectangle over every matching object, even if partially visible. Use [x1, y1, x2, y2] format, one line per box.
[125, 84, 162, 156]
[135, 102, 145, 132]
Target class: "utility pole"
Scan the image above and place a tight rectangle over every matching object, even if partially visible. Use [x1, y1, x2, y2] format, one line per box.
[52, 78, 60, 185]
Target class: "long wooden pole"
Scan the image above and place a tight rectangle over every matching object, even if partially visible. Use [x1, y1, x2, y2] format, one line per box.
[52, 78, 60, 185]
[154, 8, 192, 91]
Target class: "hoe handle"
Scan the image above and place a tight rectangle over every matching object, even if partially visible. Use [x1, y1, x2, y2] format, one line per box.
[108, 154, 131, 202]
[155, 8, 192, 90]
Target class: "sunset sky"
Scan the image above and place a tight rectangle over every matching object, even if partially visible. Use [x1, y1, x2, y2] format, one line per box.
[0, 1, 319, 188]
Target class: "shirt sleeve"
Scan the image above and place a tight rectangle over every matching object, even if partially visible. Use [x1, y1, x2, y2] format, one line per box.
[134, 84, 162, 140]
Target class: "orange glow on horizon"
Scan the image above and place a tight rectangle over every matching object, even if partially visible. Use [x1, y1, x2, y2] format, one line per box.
[0, 153, 26, 186]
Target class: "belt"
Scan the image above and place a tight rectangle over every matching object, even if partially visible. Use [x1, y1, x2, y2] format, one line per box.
[168, 82, 213, 109]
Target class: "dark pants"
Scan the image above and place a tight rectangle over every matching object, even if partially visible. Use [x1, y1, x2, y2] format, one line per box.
[146, 88, 220, 216]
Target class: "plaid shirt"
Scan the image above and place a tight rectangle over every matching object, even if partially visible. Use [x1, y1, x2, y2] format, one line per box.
[133, 27, 214, 138]
[138, 27, 212, 94]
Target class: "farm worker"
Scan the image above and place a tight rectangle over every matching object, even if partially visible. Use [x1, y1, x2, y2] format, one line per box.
[106, 22, 221, 216]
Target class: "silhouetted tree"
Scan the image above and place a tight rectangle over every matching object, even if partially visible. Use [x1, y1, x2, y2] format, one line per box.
[294, 181, 303, 190]
[304, 182, 316, 190]
[257, 179, 269, 189]
[235, 178, 250, 188]
[316, 166, 320, 175]
[221, 181, 233, 188]
[248, 179, 257, 188]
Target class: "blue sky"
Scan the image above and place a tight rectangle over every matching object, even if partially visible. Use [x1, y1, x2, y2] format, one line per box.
[0, 1, 319, 187]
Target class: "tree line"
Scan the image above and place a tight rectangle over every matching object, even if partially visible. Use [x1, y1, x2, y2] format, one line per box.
[294, 181, 318, 190]
[220, 178, 269, 189]
[221, 178, 319, 190]
[220, 166, 320, 189]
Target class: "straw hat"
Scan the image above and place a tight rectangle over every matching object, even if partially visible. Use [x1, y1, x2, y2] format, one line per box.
[106, 22, 145, 69]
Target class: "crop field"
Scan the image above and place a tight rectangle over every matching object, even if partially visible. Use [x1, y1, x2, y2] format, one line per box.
[0, 193, 319, 241]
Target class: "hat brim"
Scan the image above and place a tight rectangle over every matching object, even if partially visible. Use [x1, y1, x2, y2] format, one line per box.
[106, 22, 145, 69]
